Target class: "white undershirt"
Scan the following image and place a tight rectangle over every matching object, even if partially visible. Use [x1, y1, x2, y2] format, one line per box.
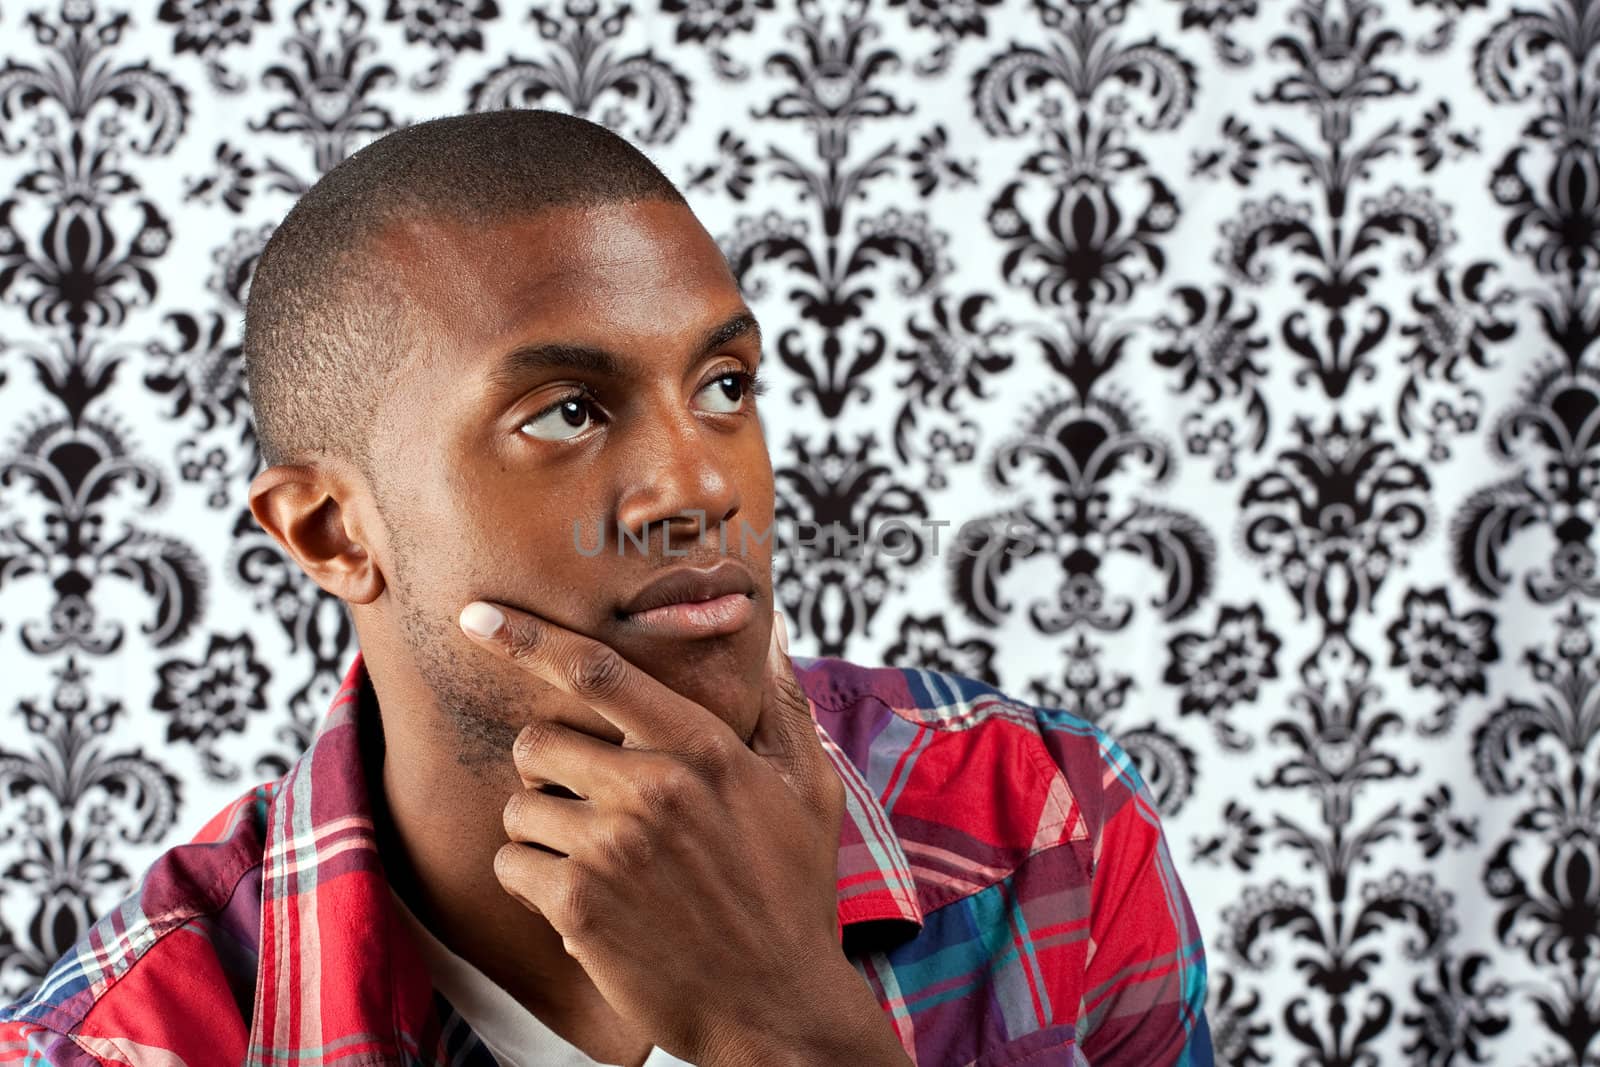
[391, 888, 697, 1067]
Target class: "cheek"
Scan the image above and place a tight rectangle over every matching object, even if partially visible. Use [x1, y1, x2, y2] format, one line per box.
[746, 480, 778, 570]
[468, 520, 621, 633]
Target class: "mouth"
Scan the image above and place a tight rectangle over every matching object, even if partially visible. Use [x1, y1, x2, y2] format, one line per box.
[620, 592, 757, 638]
[616, 559, 758, 639]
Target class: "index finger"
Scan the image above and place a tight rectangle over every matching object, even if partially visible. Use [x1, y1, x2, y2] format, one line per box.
[749, 613, 836, 810]
[458, 599, 743, 770]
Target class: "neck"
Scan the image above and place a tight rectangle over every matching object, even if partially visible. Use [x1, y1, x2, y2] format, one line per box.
[360, 676, 597, 1014]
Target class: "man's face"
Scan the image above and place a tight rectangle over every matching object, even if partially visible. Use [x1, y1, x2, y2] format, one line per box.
[366, 198, 776, 763]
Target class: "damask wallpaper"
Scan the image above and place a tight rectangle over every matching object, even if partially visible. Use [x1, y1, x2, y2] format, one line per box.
[0, 0, 1592, 1062]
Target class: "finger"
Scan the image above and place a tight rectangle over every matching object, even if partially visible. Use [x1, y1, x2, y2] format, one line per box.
[494, 839, 566, 920]
[502, 785, 596, 858]
[748, 612, 835, 812]
[511, 720, 650, 800]
[459, 600, 741, 768]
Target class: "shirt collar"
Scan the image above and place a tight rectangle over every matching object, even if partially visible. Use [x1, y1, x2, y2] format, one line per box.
[250, 649, 922, 1054]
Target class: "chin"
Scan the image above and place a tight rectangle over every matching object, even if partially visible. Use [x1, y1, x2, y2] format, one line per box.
[621, 634, 764, 733]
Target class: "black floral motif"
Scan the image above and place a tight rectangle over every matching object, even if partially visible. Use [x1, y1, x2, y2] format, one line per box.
[159, 0, 271, 55]
[1190, 115, 1263, 185]
[719, 77, 948, 417]
[255, 0, 399, 176]
[469, 0, 692, 143]
[1163, 602, 1280, 748]
[1152, 282, 1271, 475]
[1193, 799, 1265, 871]
[883, 613, 998, 683]
[897, 292, 1013, 408]
[1258, 631, 1418, 825]
[906, 124, 978, 196]
[1450, 359, 1600, 603]
[144, 312, 250, 432]
[1153, 284, 1269, 404]
[153, 632, 272, 778]
[1485, 834, 1600, 968]
[1400, 263, 1517, 384]
[1394, 261, 1516, 462]
[183, 141, 258, 212]
[0, 414, 208, 655]
[1240, 411, 1431, 629]
[949, 348, 1217, 636]
[0, 1, 188, 337]
[660, 0, 772, 44]
[0, 658, 180, 996]
[153, 632, 271, 745]
[1254, 0, 1413, 143]
[385, 0, 498, 53]
[771, 432, 930, 656]
[1409, 784, 1478, 859]
[1401, 953, 1510, 1066]
[983, 163, 1181, 313]
[1173, 0, 1257, 30]
[887, 0, 1000, 41]
[890, 291, 1012, 487]
[684, 129, 759, 199]
[1471, 600, 1600, 1064]
[1025, 632, 1133, 727]
[1206, 970, 1271, 1066]
[1410, 99, 1480, 171]
[754, 0, 915, 155]
[1385, 586, 1499, 703]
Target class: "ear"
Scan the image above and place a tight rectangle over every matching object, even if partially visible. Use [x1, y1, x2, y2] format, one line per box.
[248, 464, 386, 605]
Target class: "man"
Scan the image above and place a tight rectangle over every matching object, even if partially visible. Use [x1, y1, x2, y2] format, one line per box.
[0, 109, 1212, 1066]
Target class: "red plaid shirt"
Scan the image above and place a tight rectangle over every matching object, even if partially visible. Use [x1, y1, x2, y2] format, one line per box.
[0, 649, 1212, 1065]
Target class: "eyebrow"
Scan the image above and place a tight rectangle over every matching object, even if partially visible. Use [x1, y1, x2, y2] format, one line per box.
[482, 310, 763, 396]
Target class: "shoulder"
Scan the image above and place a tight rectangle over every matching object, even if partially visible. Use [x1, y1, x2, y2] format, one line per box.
[792, 653, 1145, 867]
[0, 781, 276, 1061]
[790, 654, 1202, 1058]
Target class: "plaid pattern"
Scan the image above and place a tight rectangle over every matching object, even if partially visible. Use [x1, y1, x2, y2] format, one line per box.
[0, 649, 1211, 1066]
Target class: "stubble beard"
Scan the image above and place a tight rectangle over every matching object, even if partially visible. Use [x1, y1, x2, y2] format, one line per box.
[386, 519, 524, 773]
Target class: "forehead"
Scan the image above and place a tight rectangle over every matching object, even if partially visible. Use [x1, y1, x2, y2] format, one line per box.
[373, 200, 742, 372]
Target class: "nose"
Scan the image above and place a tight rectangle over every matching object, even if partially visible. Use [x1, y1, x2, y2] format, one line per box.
[615, 401, 742, 556]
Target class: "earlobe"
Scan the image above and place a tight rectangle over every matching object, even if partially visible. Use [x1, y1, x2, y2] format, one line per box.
[247, 465, 387, 605]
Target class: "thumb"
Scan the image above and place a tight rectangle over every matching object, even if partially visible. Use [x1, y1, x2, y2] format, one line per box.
[749, 612, 830, 807]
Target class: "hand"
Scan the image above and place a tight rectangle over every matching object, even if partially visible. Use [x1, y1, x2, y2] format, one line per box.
[457, 602, 912, 1067]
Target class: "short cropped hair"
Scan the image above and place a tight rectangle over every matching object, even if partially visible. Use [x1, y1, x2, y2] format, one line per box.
[242, 109, 687, 483]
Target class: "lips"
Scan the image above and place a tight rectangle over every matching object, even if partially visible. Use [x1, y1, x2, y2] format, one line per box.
[616, 559, 757, 617]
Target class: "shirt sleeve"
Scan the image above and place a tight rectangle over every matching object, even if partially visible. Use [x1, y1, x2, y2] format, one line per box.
[0, 1019, 105, 1066]
[1035, 714, 1213, 1067]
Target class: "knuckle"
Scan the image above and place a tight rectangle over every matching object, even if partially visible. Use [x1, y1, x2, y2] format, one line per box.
[501, 620, 546, 662]
[823, 769, 847, 816]
[597, 813, 654, 869]
[695, 729, 740, 777]
[778, 673, 810, 710]
[634, 760, 698, 817]
[823, 764, 846, 806]
[567, 645, 629, 701]
[553, 868, 598, 934]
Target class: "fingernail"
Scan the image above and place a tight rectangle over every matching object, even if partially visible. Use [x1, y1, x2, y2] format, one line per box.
[460, 602, 505, 637]
[773, 611, 789, 654]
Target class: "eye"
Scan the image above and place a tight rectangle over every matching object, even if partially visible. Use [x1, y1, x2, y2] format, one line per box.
[519, 387, 600, 441]
[698, 369, 767, 414]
